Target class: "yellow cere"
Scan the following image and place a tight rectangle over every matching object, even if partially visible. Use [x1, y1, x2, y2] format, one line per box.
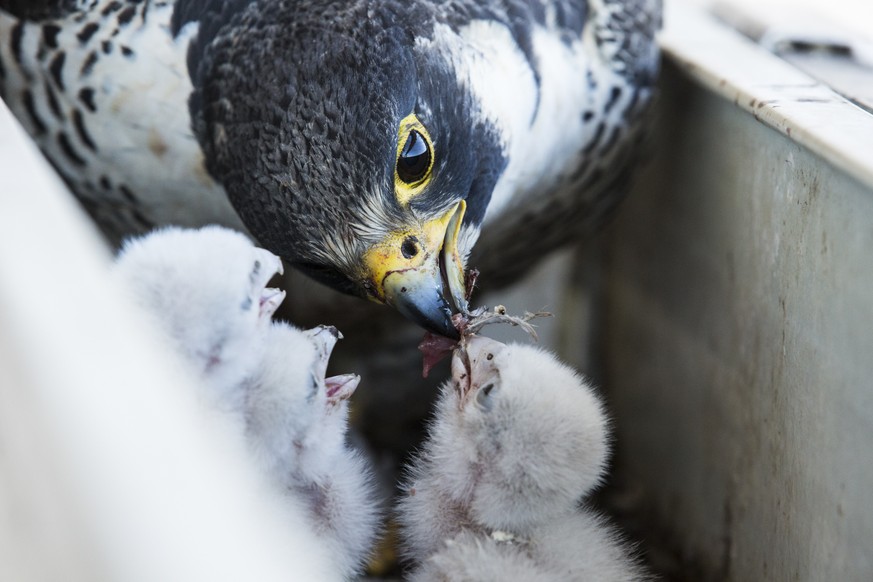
[394, 113, 435, 207]
[361, 202, 461, 303]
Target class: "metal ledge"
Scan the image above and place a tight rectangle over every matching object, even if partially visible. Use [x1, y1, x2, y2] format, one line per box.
[590, 3, 873, 580]
[662, 0, 873, 190]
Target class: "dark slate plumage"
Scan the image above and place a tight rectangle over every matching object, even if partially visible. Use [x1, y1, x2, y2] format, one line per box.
[0, 0, 661, 333]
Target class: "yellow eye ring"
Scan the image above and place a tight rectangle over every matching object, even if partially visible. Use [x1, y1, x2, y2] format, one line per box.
[394, 113, 434, 206]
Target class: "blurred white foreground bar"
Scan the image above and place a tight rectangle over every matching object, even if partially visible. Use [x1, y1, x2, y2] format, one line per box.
[0, 99, 336, 582]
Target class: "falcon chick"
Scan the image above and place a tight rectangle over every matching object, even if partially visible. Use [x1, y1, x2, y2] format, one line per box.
[397, 336, 647, 580]
[113, 224, 285, 410]
[114, 226, 379, 578]
[246, 322, 379, 578]
[410, 530, 564, 582]
[0, 0, 661, 336]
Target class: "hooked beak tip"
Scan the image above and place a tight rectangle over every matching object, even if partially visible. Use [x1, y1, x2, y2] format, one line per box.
[395, 293, 459, 339]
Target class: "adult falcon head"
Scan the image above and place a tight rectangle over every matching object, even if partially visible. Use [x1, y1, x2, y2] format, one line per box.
[185, 2, 508, 339]
[0, 0, 661, 338]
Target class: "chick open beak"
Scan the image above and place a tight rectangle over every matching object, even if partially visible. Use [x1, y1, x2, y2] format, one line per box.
[362, 201, 468, 338]
[325, 374, 360, 404]
[451, 336, 504, 407]
[303, 325, 360, 404]
[253, 248, 285, 320]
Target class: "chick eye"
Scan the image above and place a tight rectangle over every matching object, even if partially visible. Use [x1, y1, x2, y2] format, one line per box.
[476, 383, 496, 411]
[396, 129, 431, 185]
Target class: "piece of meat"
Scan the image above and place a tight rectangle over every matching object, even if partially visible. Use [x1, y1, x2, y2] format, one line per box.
[418, 332, 459, 378]
[417, 305, 552, 378]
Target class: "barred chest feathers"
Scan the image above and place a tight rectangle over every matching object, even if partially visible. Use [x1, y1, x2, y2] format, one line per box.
[0, 0, 242, 241]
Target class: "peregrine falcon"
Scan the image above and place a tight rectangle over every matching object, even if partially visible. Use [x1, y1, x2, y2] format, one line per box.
[0, 0, 661, 337]
[114, 226, 379, 578]
[397, 337, 646, 580]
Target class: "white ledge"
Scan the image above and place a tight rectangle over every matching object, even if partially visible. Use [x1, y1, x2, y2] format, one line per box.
[0, 98, 336, 582]
[662, 0, 873, 191]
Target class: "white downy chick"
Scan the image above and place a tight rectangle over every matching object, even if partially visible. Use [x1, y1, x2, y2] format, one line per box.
[398, 336, 609, 557]
[113, 225, 284, 412]
[412, 511, 645, 582]
[398, 336, 646, 581]
[245, 323, 379, 579]
[114, 226, 379, 578]
[408, 530, 564, 582]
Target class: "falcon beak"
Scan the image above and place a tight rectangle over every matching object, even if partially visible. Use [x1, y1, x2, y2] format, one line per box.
[362, 201, 468, 338]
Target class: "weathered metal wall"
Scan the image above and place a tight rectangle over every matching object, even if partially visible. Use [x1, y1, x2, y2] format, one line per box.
[596, 58, 873, 580]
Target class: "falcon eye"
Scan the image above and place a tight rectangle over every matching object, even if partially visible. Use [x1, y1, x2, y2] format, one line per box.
[401, 236, 419, 259]
[394, 113, 435, 206]
[396, 130, 431, 185]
